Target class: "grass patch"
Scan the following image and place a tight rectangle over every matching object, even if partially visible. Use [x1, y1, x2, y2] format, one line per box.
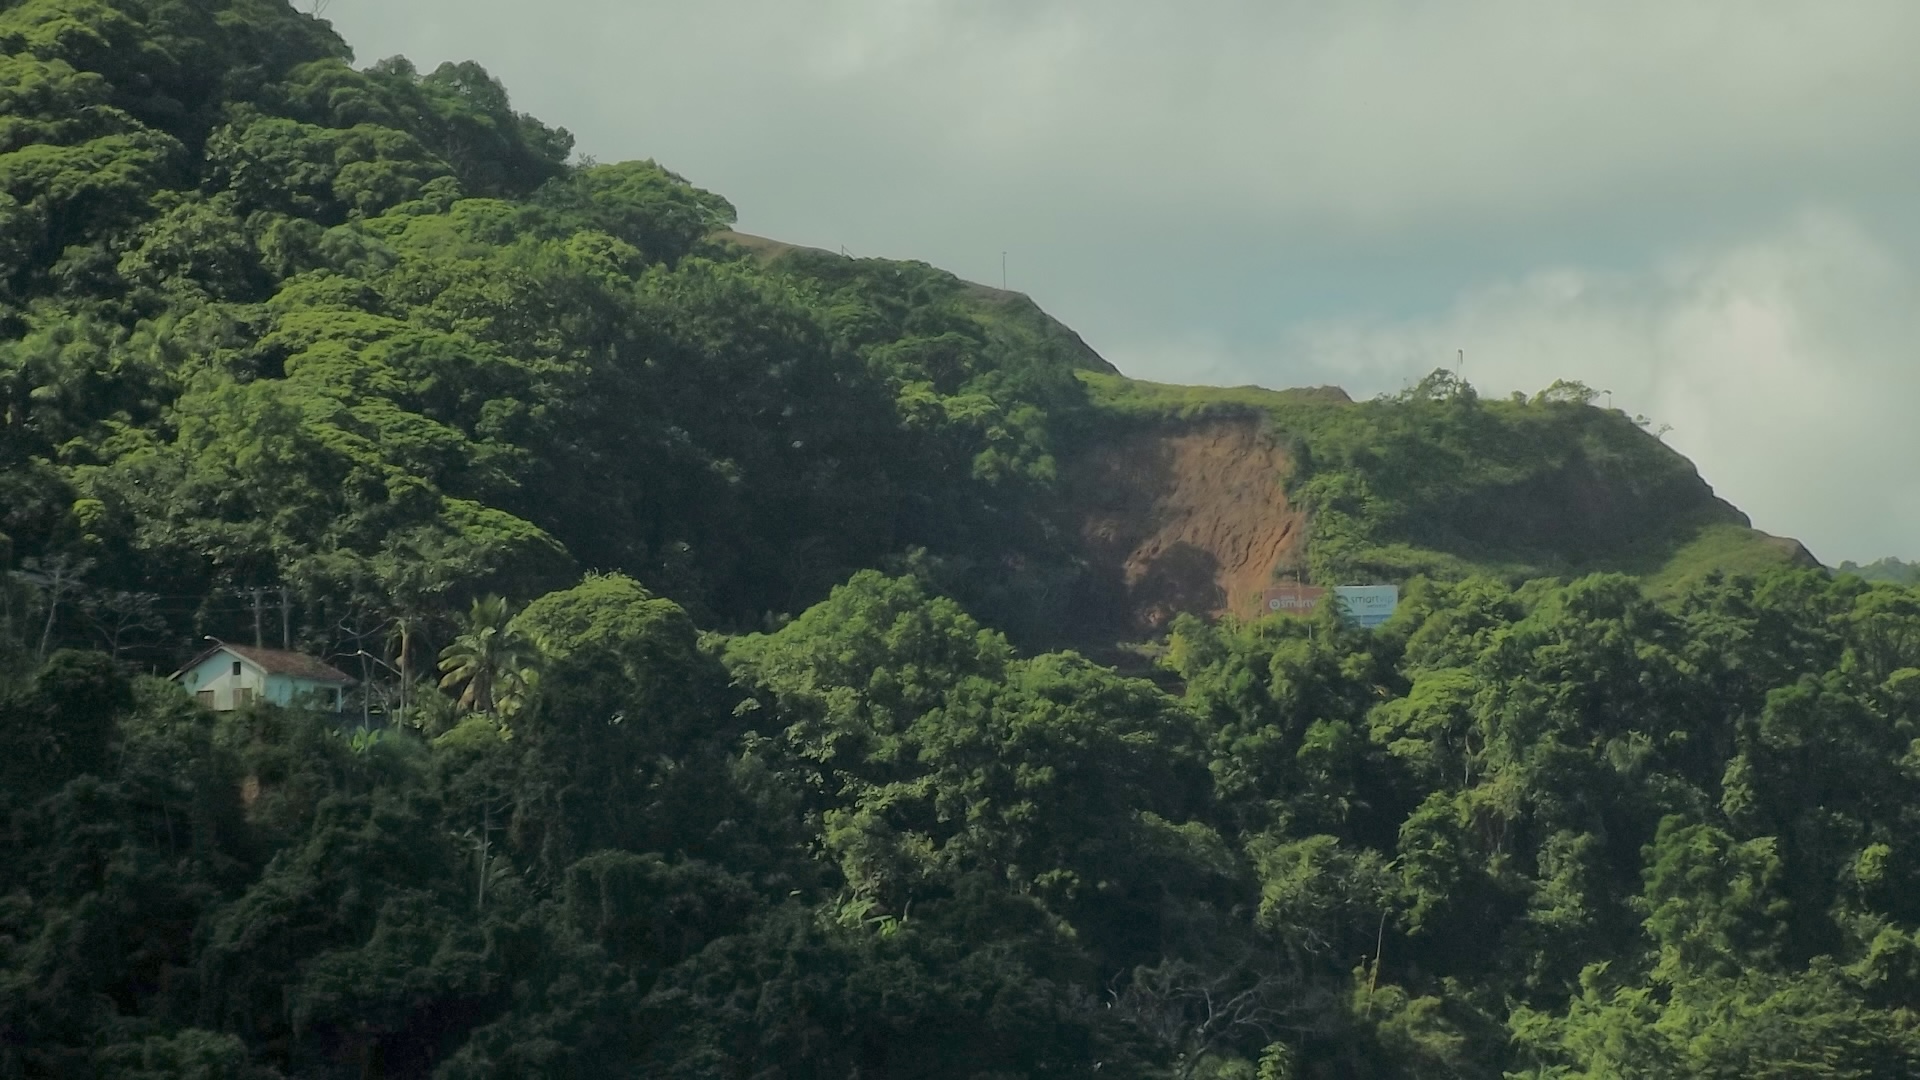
[1645, 523, 1814, 599]
[1077, 370, 1352, 421]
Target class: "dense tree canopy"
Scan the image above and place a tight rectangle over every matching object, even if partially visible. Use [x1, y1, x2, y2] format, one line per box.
[0, 0, 1112, 669]
[9, 562, 1920, 1076]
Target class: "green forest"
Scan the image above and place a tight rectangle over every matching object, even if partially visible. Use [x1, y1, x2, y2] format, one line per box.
[1837, 560, 1920, 588]
[4, 1, 1920, 1076]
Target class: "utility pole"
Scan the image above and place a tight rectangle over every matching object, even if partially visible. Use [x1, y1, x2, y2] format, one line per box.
[279, 585, 291, 649]
[1001, 251, 1007, 290]
[1457, 348, 1464, 374]
[250, 587, 264, 647]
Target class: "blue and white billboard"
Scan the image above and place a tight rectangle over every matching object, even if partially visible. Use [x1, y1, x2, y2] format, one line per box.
[1333, 585, 1399, 629]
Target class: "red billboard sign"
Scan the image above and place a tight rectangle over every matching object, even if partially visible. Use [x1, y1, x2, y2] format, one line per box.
[1262, 584, 1326, 617]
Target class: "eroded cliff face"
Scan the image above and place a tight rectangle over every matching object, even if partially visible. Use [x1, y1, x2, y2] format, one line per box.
[1062, 418, 1304, 636]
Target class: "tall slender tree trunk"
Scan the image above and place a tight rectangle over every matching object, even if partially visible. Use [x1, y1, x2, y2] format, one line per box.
[399, 615, 413, 718]
[37, 564, 66, 659]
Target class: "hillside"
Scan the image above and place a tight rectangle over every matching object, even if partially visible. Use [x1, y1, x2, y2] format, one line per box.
[719, 229, 1119, 377]
[722, 237, 1816, 642]
[0, 0, 1811, 662]
[7, 4, 1914, 1079]
[1063, 372, 1815, 620]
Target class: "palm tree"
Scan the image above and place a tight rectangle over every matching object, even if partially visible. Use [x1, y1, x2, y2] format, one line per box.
[437, 596, 539, 718]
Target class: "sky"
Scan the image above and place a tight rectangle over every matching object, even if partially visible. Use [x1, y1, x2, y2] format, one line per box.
[320, 0, 1920, 564]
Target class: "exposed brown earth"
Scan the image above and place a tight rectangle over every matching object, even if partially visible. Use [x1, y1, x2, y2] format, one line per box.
[1062, 418, 1304, 636]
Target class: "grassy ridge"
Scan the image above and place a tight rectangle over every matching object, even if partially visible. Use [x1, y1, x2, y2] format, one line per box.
[1077, 369, 1810, 594]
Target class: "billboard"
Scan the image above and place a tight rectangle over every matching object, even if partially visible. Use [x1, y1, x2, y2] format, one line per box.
[1333, 585, 1399, 629]
[1261, 584, 1325, 617]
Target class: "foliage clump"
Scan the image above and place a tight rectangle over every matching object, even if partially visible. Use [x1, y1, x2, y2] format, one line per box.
[8, 563, 1920, 1075]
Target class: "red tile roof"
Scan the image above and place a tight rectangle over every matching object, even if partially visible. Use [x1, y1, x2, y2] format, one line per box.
[180, 644, 356, 684]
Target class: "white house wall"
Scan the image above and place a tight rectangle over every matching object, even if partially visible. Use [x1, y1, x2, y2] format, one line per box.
[177, 650, 346, 711]
[177, 655, 266, 711]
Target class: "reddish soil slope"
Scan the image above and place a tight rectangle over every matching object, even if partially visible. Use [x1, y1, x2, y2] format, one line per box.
[1063, 418, 1304, 636]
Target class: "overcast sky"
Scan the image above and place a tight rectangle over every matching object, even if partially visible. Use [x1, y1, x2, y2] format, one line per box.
[322, 0, 1920, 564]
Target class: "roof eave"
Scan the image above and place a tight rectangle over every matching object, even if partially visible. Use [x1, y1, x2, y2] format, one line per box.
[169, 642, 232, 682]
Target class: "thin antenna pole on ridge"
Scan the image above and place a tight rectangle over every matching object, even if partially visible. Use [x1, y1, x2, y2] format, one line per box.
[1002, 251, 1007, 290]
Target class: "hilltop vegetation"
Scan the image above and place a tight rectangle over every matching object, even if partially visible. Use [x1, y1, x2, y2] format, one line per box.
[1840, 558, 1920, 587]
[1077, 371, 1805, 590]
[1, 1, 1910, 1077]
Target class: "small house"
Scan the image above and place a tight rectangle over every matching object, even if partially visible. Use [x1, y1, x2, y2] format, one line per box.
[173, 642, 354, 712]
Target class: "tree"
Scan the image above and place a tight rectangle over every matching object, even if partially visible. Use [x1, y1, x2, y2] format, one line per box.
[437, 595, 539, 718]
[19, 553, 93, 658]
[80, 588, 164, 660]
[509, 573, 746, 862]
[0, 648, 130, 800]
[1115, 960, 1295, 1080]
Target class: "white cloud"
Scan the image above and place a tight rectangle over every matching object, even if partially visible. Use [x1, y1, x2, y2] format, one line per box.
[1110, 212, 1920, 563]
[325, 0, 1920, 232]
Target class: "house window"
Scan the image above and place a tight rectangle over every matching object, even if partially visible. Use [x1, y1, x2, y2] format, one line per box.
[231, 660, 243, 677]
[233, 687, 254, 708]
[195, 690, 215, 708]
[325, 688, 340, 709]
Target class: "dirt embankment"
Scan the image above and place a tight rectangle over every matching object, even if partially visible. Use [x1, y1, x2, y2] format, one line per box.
[1062, 418, 1305, 637]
